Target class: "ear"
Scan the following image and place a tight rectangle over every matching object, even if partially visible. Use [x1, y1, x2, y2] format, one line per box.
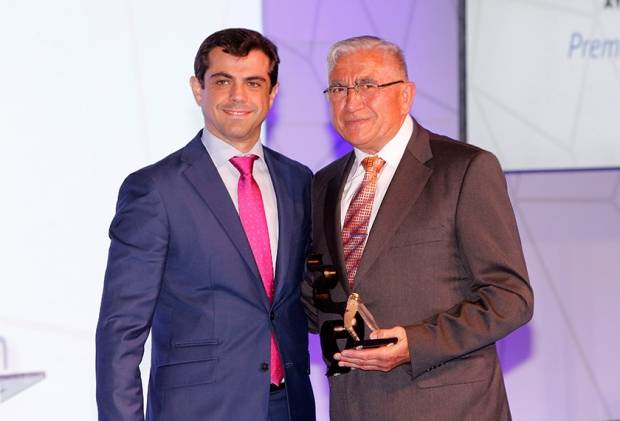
[190, 75, 204, 105]
[268, 82, 280, 107]
[401, 81, 415, 113]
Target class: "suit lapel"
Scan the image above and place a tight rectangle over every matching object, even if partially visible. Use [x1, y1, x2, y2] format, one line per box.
[181, 133, 269, 308]
[324, 153, 356, 294]
[263, 148, 291, 304]
[354, 124, 433, 289]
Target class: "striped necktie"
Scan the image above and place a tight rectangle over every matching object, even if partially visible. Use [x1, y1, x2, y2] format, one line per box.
[341, 156, 386, 289]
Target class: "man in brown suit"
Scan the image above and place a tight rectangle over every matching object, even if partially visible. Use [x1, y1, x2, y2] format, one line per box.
[303, 36, 534, 420]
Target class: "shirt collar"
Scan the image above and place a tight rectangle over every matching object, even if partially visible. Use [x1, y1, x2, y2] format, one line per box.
[201, 128, 266, 169]
[352, 114, 414, 172]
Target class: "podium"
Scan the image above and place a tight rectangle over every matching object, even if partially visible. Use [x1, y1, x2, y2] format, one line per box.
[0, 371, 45, 403]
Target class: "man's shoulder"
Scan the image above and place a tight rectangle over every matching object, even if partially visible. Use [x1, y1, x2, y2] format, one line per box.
[427, 130, 484, 158]
[124, 131, 202, 185]
[420, 129, 505, 181]
[423, 129, 498, 168]
[314, 152, 352, 185]
[264, 145, 313, 179]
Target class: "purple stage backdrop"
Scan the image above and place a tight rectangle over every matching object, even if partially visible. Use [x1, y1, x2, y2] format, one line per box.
[263, 1, 620, 420]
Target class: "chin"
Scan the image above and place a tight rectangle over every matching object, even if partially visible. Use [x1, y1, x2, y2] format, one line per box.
[347, 137, 371, 148]
[224, 125, 252, 137]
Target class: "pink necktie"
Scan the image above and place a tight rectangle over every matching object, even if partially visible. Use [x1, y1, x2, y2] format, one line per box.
[229, 155, 284, 385]
[341, 156, 386, 289]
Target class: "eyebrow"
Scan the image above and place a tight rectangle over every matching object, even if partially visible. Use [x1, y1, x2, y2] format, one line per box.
[329, 77, 378, 86]
[209, 72, 234, 80]
[209, 72, 268, 83]
[245, 76, 268, 83]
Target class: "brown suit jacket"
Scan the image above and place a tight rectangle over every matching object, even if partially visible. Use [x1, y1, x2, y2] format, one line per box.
[303, 121, 534, 421]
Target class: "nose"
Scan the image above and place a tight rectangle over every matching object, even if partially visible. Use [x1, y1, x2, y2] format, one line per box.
[229, 82, 247, 103]
[343, 87, 364, 111]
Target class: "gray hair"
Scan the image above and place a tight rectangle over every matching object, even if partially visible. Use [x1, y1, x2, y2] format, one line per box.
[326, 35, 409, 78]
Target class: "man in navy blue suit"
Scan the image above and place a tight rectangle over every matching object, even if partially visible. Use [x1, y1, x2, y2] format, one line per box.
[96, 28, 315, 421]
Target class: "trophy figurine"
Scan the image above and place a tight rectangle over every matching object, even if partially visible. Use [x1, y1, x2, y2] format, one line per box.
[343, 293, 397, 349]
[306, 254, 397, 376]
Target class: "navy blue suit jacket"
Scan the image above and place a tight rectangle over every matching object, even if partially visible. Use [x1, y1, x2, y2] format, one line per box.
[96, 132, 316, 420]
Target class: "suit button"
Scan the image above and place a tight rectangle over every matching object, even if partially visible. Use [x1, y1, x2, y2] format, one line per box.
[270, 311, 275, 321]
[260, 362, 269, 371]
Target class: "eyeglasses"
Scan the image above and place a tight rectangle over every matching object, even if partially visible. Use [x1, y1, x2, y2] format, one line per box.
[323, 80, 404, 101]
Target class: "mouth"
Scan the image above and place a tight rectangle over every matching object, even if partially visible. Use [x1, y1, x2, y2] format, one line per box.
[223, 109, 253, 117]
[343, 117, 370, 127]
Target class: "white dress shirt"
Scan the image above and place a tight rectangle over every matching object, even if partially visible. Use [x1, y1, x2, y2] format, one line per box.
[202, 130, 279, 271]
[340, 115, 414, 231]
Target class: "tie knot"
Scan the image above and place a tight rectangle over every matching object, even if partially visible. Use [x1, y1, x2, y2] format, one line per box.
[230, 155, 259, 176]
[362, 156, 385, 175]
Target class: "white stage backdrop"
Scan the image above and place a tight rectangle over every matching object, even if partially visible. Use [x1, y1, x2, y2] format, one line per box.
[0, 1, 261, 419]
[466, 0, 620, 171]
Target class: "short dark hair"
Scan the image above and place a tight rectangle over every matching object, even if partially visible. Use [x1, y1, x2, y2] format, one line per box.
[194, 28, 280, 91]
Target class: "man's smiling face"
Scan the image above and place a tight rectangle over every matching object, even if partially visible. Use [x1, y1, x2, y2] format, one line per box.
[191, 47, 278, 152]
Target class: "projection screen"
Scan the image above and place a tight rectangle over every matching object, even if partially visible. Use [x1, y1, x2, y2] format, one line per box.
[463, 0, 620, 172]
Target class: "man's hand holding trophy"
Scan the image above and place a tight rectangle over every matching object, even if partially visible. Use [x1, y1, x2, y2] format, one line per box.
[306, 254, 399, 376]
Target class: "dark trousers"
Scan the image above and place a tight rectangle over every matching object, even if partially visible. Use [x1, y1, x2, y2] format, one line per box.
[267, 388, 290, 421]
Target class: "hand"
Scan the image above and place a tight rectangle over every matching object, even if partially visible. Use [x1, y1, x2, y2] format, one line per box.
[334, 326, 410, 372]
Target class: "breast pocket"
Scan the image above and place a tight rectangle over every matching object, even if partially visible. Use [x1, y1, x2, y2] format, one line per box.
[390, 226, 446, 248]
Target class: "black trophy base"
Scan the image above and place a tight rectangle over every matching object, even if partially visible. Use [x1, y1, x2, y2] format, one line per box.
[350, 337, 398, 349]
